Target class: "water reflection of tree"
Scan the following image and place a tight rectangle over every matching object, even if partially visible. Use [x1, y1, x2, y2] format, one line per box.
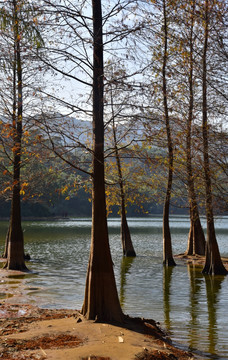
[187, 264, 204, 350]
[119, 256, 134, 307]
[204, 274, 225, 357]
[163, 266, 174, 330]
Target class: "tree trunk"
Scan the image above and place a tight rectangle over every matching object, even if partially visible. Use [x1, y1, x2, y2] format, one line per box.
[4, 182, 27, 271]
[202, 220, 227, 275]
[186, 209, 205, 256]
[185, 0, 205, 256]
[81, 0, 124, 322]
[4, 0, 28, 271]
[163, 201, 176, 266]
[110, 84, 136, 257]
[2, 19, 17, 261]
[201, 0, 227, 275]
[121, 200, 136, 257]
[162, 0, 176, 267]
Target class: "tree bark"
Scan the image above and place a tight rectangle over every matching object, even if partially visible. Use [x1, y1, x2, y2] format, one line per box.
[121, 203, 136, 257]
[110, 83, 136, 257]
[186, 209, 205, 256]
[81, 0, 124, 322]
[116, 140, 136, 257]
[162, 0, 176, 267]
[4, 0, 28, 271]
[185, 0, 205, 256]
[201, 0, 227, 275]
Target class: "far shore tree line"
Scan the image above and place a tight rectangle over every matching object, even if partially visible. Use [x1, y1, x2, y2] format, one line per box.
[0, 0, 227, 322]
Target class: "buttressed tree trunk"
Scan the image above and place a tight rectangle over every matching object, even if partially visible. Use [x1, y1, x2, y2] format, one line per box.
[201, 0, 227, 276]
[4, 0, 28, 271]
[81, 0, 124, 322]
[4, 180, 27, 271]
[162, 0, 176, 267]
[185, 0, 205, 256]
[186, 205, 205, 256]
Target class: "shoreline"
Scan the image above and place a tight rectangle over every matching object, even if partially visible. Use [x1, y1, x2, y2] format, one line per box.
[174, 253, 228, 271]
[0, 303, 203, 360]
[1, 256, 227, 359]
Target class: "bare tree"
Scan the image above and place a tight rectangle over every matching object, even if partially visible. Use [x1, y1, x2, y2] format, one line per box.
[201, 0, 227, 275]
[184, 0, 205, 256]
[81, 0, 124, 322]
[161, 0, 176, 267]
[0, 0, 44, 270]
[2, 0, 28, 270]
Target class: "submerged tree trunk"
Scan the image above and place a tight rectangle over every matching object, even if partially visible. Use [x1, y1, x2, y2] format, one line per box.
[117, 149, 136, 257]
[162, 0, 176, 267]
[186, 208, 205, 256]
[120, 201, 136, 257]
[4, 0, 28, 271]
[201, 0, 227, 275]
[81, 0, 124, 322]
[4, 179, 27, 271]
[185, 0, 205, 256]
[163, 201, 176, 266]
[110, 83, 136, 257]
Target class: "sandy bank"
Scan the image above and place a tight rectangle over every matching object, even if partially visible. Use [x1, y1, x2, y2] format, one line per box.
[0, 303, 203, 360]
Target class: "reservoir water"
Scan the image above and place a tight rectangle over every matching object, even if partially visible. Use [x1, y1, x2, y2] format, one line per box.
[0, 216, 227, 359]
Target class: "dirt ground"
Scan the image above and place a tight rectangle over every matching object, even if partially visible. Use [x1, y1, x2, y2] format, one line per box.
[174, 254, 228, 271]
[0, 302, 201, 360]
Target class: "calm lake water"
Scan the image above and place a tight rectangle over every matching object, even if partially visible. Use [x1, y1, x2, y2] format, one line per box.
[0, 215, 228, 360]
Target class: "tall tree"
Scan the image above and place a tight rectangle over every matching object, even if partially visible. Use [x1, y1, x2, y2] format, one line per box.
[112, 128, 136, 257]
[161, 0, 176, 267]
[201, 0, 227, 275]
[184, 0, 205, 256]
[3, 0, 27, 270]
[0, 0, 44, 269]
[81, 0, 124, 322]
[107, 71, 136, 257]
